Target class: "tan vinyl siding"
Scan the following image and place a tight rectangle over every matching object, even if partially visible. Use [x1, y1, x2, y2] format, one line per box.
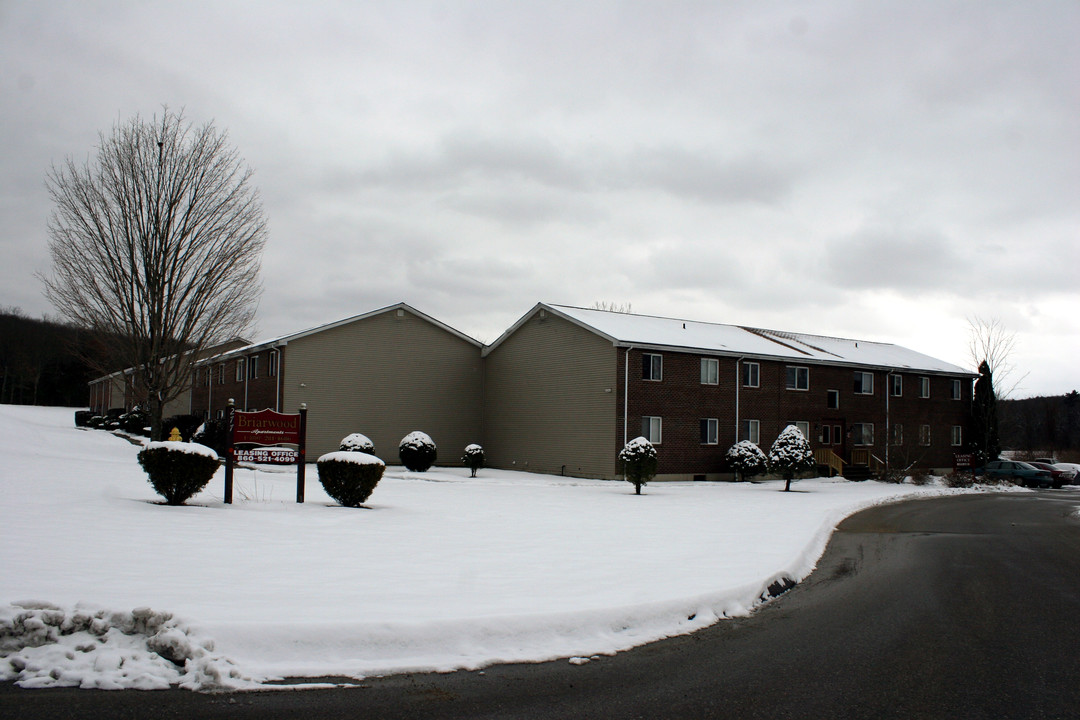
[483, 312, 617, 478]
[282, 309, 483, 459]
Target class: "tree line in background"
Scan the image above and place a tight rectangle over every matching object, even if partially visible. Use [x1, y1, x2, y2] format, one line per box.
[0, 307, 116, 407]
[999, 391, 1080, 459]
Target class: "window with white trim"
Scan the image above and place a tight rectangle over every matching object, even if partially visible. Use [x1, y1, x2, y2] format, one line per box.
[951, 426, 963, 446]
[827, 389, 839, 409]
[268, 350, 279, 377]
[741, 419, 760, 445]
[791, 421, 810, 440]
[700, 418, 718, 445]
[218, 364, 225, 384]
[642, 354, 662, 381]
[851, 423, 874, 446]
[235, 358, 246, 382]
[919, 424, 932, 446]
[854, 371, 874, 395]
[742, 361, 760, 388]
[248, 356, 259, 380]
[890, 375, 902, 397]
[786, 366, 809, 391]
[919, 376, 930, 398]
[700, 358, 719, 385]
[641, 416, 662, 444]
[950, 379, 962, 400]
[821, 425, 831, 444]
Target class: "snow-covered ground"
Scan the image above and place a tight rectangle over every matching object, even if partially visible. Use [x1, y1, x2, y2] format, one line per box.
[0, 405, 1014, 691]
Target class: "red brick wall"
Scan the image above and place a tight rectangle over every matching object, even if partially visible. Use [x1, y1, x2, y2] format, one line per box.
[190, 348, 283, 418]
[617, 348, 971, 474]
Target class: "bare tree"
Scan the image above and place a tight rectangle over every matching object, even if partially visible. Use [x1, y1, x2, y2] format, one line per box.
[593, 301, 633, 313]
[39, 108, 267, 439]
[967, 316, 1027, 399]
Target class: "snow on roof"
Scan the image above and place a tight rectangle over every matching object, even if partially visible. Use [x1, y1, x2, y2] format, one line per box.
[546, 304, 973, 375]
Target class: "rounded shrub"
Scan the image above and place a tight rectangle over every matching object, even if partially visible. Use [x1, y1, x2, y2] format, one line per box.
[86, 415, 105, 429]
[725, 440, 767, 482]
[339, 433, 376, 455]
[462, 444, 485, 477]
[120, 410, 150, 436]
[74, 410, 94, 427]
[137, 442, 220, 505]
[317, 451, 386, 507]
[619, 436, 658, 495]
[399, 431, 437, 472]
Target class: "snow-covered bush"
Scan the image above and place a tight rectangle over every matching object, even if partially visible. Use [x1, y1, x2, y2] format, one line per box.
[317, 451, 386, 507]
[339, 433, 375, 455]
[74, 410, 94, 427]
[399, 431, 437, 472]
[768, 424, 815, 491]
[619, 436, 658, 495]
[86, 415, 105, 429]
[120, 410, 150, 436]
[462, 444, 485, 477]
[137, 442, 220, 505]
[725, 440, 767, 482]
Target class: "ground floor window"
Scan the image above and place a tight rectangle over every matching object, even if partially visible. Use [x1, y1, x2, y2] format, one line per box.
[892, 423, 903, 446]
[786, 420, 810, 440]
[851, 423, 874, 446]
[741, 419, 760, 445]
[919, 424, 932, 446]
[951, 425, 963, 446]
[700, 418, 718, 445]
[641, 416, 662, 444]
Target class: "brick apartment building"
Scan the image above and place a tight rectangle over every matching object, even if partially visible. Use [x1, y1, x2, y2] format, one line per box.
[90, 302, 974, 479]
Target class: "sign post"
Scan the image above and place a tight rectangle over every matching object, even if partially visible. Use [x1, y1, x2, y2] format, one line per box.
[224, 399, 236, 504]
[224, 404, 308, 504]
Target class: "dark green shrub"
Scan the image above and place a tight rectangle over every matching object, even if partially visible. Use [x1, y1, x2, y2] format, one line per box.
[74, 410, 94, 427]
[192, 419, 228, 456]
[120, 410, 150, 436]
[619, 436, 658, 495]
[163, 414, 204, 442]
[317, 452, 386, 507]
[339, 433, 376, 455]
[137, 442, 220, 505]
[725, 440, 767, 481]
[86, 415, 105, 428]
[399, 431, 437, 472]
[462, 444, 485, 477]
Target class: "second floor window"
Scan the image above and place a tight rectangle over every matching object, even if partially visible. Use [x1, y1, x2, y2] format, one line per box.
[700, 358, 719, 385]
[919, 376, 930, 398]
[248, 356, 259, 380]
[642, 353, 662, 381]
[854, 371, 874, 395]
[786, 366, 809, 391]
[742, 361, 760, 388]
[268, 350, 279, 377]
[950, 379, 963, 400]
[827, 389, 840, 409]
[235, 358, 246, 382]
[890, 375, 902, 397]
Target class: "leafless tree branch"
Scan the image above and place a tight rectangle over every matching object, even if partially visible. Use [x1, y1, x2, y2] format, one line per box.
[38, 108, 267, 438]
[967, 316, 1028, 400]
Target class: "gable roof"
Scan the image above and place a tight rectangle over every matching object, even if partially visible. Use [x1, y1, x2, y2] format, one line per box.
[196, 302, 483, 365]
[487, 303, 973, 376]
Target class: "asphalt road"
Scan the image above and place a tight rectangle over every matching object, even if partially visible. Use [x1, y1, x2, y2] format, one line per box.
[5, 489, 1080, 719]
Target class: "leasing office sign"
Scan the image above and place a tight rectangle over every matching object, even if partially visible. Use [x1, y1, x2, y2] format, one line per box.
[232, 409, 302, 447]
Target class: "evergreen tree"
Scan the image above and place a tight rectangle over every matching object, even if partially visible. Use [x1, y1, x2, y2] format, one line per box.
[725, 440, 767, 482]
[768, 425, 815, 492]
[971, 360, 1000, 464]
[619, 436, 658, 495]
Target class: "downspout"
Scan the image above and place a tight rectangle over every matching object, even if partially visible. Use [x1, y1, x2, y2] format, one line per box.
[243, 357, 249, 410]
[275, 349, 281, 412]
[884, 372, 890, 472]
[623, 346, 634, 446]
[735, 357, 744, 444]
[207, 366, 213, 419]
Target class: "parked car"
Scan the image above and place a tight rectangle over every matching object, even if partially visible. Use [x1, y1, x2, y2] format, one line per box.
[1028, 461, 1066, 489]
[1052, 463, 1080, 485]
[977, 460, 1053, 488]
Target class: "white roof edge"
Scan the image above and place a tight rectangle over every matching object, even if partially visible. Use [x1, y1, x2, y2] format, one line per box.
[481, 302, 621, 357]
[197, 302, 484, 365]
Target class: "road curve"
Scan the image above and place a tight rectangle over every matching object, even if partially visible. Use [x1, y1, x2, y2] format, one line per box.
[5, 490, 1080, 719]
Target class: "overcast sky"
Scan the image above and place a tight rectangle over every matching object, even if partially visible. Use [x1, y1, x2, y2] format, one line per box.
[2, 1, 1077, 397]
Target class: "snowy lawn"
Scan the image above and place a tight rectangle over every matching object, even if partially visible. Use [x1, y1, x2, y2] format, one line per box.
[0, 405, 1013, 690]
